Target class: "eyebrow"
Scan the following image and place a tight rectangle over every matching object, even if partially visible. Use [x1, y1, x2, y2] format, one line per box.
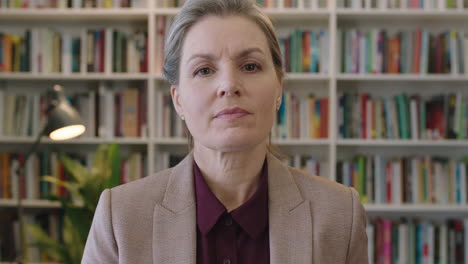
[186, 47, 266, 64]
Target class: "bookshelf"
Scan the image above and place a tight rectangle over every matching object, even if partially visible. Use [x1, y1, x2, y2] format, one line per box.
[365, 204, 468, 215]
[0, 199, 61, 209]
[0, 0, 464, 204]
[0, 0, 467, 212]
[2, 0, 468, 262]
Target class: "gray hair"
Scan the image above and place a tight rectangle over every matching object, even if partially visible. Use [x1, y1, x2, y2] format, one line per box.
[162, 0, 284, 86]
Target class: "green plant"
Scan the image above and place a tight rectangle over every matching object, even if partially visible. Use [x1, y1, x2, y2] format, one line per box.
[27, 144, 121, 264]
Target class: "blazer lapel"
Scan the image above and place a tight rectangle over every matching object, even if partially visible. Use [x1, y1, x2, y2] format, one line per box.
[152, 153, 197, 264]
[152, 152, 314, 264]
[267, 153, 314, 264]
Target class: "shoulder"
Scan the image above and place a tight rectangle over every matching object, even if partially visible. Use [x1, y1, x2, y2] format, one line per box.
[286, 166, 368, 261]
[288, 166, 352, 199]
[85, 168, 178, 263]
[286, 166, 363, 218]
[102, 152, 194, 215]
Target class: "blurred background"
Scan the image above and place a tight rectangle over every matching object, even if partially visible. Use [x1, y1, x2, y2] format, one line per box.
[1, 0, 468, 263]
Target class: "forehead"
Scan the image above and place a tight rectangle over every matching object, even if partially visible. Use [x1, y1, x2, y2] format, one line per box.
[181, 15, 270, 61]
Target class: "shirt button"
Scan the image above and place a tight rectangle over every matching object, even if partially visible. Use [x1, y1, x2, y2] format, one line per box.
[225, 216, 232, 226]
[223, 259, 231, 264]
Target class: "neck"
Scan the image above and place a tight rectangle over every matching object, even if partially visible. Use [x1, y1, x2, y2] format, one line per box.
[193, 142, 267, 212]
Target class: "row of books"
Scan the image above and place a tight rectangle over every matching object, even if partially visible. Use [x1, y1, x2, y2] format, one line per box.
[156, 92, 185, 138]
[87, 29, 148, 73]
[0, 84, 148, 138]
[0, 28, 148, 74]
[256, 0, 328, 8]
[0, 0, 139, 8]
[337, 155, 468, 205]
[0, 90, 45, 138]
[92, 83, 148, 138]
[340, 0, 468, 9]
[0, 150, 147, 200]
[157, 0, 185, 7]
[274, 92, 329, 139]
[0, 151, 80, 200]
[4, 0, 468, 10]
[340, 28, 468, 75]
[367, 218, 468, 264]
[120, 152, 147, 184]
[0, 211, 61, 262]
[0, 31, 31, 73]
[338, 92, 468, 140]
[279, 29, 329, 73]
[155, 0, 328, 8]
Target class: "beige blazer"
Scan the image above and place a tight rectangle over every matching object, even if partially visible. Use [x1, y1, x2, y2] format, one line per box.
[81, 152, 368, 264]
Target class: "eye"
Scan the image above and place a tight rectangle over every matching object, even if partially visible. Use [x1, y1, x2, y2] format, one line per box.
[243, 63, 261, 72]
[194, 67, 214, 77]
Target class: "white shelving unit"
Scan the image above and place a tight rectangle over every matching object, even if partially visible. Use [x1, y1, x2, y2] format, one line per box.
[0, 8, 150, 20]
[0, 199, 60, 209]
[336, 139, 468, 147]
[337, 73, 468, 81]
[1, 0, 468, 220]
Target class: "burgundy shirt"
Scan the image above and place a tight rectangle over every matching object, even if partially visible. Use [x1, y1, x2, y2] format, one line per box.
[193, 159, 270, 264]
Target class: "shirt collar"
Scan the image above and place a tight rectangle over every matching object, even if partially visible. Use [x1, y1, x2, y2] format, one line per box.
[193, 158, 269, 239]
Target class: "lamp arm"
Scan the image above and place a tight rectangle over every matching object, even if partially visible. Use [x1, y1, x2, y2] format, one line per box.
[15, 104, 54, 264]
[22, 126, 48, 166]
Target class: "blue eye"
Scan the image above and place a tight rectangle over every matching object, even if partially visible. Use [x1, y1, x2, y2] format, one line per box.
[195, 67, 213, 76]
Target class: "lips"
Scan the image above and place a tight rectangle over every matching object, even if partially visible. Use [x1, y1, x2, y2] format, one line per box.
[214, 107, 251, 120]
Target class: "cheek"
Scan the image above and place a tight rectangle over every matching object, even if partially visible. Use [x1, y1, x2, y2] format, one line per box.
[180, 89, 213, 131]
[256, 83, 279, 115]
[181, 88, 209, 114]
[258, 97, 276, 116]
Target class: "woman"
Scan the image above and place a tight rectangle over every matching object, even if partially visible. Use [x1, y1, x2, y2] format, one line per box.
[82, 0, 368, 263]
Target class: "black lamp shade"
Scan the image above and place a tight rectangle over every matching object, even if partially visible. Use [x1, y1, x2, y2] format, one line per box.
[46, 85, 86, 141]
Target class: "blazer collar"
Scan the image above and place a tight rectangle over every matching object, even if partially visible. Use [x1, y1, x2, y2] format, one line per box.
[158, 151, 305, 212]
[152, 153, 197, 264]
[266, 152, 314, 264]
[266, 151, 304, 210]
[152, 151, 313, 264]
[161, 153, 196, 213]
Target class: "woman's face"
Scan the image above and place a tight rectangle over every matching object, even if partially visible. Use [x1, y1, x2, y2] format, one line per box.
[171, 15, 283, 152]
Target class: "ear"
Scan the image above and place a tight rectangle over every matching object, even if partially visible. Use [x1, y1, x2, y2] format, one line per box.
[170, 85, 184, 117]
[277, 79, 284, 106]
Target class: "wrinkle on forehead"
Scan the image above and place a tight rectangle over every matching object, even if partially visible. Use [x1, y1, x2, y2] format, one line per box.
[181, 15, 271, 65]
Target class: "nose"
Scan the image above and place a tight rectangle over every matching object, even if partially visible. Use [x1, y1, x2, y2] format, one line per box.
[217, 67, 241, 97]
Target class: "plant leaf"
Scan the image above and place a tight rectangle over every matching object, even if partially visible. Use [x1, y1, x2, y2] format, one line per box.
[60, 154, 90, 185]
[107, 144, 121, 188]
[26, 224, 67, 261]
[92, 144, 110, 179]
[64, 206, 94, 243]
[62, 217, 84, 264]
[79, 179, 105, 211]
[29, 144, 119, 264]
[42, 175, 83, 201]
